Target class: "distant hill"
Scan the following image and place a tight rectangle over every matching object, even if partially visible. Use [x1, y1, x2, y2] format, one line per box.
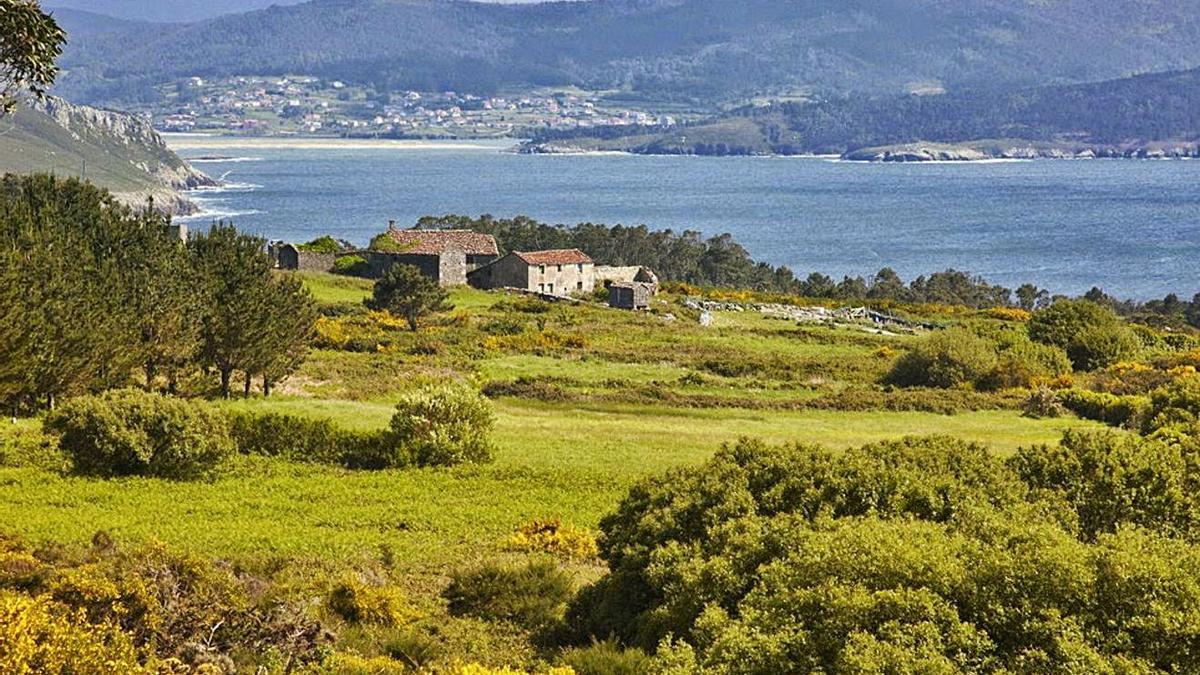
[0, 98, 215, 212]
[55, 0, 1200, 106]
[46, 1, 306, 23]
[524, 67, 1200, 158]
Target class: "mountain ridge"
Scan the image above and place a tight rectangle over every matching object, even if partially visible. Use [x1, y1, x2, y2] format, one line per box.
[55, 0, 1200, 106]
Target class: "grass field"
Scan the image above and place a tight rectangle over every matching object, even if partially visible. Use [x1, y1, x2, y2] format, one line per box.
[0, 271, 1119, 668]
[0, 396, 1100, 566]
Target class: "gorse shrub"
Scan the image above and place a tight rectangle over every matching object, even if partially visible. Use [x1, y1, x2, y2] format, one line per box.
[568, 433, 1200, 671]
[1028, 299, 1139, 370]
[389, 383, 496, 466]
[0, 424, 65, 471]
[1028, 299, 1120, 349]
[1012, 430, 1200, 540]
[1143, 375, 1200, 436]
[986, 339, 1072, 389]
[327, 575, 418, 626]
[1058, 389, 1146, 428]
[0, 591, 147, 674]
[886, 328, 997, 388]
[444, 559, 574, 628]
[1067, 322, 1141, 371]
[45, 389, 233, 480]
[504, 520, 599, 561]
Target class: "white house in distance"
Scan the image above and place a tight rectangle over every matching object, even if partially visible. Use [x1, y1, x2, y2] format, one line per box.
[468, 249, 595, 296]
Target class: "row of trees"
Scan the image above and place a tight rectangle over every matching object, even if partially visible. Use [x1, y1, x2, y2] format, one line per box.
[0, 175, 316, 412]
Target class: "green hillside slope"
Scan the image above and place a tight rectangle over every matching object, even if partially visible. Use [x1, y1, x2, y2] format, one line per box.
[0, 98, 213, 212]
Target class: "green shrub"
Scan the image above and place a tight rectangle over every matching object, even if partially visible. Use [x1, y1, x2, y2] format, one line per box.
[45, 390, 233, 480]
[1011, 430, 1200, 539]
[0, 424, 65, 471]
[886, 328, 997, 388]
[388, 383, 495, 467]
[443, 559, 574, 628]
[569, 434, 1200, 671]
[986, 340, 1072, 389]
[297, 235, 343, 254]
[1028, 299, 1121, 349]
[226, 410, 384, 465]
[333, 255, 370, 277]
[1066, 322, 1141, 371]
[1058, 389, 1146, 428]
[1142, 376, 1200, 436]
[561, 640, 654, 675]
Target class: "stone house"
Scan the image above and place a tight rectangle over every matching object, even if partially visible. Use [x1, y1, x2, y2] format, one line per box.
[272, 225, 500, 287]
[609, 281, 654, 310]
[362, 225, 500, 287]
[468, 249, 595, 296]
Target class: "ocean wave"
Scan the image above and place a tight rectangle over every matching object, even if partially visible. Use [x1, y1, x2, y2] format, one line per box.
[177, 207, 264, 222]
[190, 181, 262, 192]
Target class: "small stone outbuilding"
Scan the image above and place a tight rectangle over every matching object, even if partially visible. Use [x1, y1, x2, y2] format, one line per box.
[594, 265, 660, 294]
[469, 249, 595, 296]
[609, 281, 654, 310]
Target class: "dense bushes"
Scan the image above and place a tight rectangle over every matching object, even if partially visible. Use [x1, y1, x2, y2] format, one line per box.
[1143, 375, 1200, 436]
[1029, 299, 1140, 370]
[1013, 430, 1200, 539]
[444, 559, 574, 629]
[45, 390, 233, 480]
[888, 327, 1071, 390]
[1057, 389, 1146, 428]
[566, 433, 1200, 671]
[227, 410, 393, 469]
[229, 383, 496, 470]
[388, 382, 496, 466]
[886, 328, 997, 388]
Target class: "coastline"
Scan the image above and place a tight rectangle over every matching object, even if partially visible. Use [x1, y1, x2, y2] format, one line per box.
[162, 134, 517, 152]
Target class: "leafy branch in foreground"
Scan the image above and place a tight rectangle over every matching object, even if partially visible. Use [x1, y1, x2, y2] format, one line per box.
[0, 0, 65, 114]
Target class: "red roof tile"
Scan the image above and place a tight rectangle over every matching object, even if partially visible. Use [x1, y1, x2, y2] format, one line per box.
[385, 228, 499, 256]
[513, 249, 594, 266]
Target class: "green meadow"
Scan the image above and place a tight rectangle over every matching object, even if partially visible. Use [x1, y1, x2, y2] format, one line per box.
[0, 275, 1104, 567]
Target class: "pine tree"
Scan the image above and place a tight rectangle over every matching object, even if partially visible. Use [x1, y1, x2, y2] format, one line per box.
[366, 264, 452, 331]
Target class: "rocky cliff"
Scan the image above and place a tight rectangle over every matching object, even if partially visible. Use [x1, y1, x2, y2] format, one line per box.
[0, 97, 216, 213]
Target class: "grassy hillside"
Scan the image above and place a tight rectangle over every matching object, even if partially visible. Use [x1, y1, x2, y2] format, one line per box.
[56, 0, 1200, 106]
[0, 98, 212, 210]
[0, 277, 1104, 563]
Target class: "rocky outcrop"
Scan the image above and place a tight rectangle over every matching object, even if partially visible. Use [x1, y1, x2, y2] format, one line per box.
[14, 97, 217, 213]
[843, 143, 990, 162]
[843, 139, 1200, 162]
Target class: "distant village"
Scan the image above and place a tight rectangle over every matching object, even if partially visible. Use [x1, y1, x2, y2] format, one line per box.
[146, 75, 678, 137]
[270, 223, 660, 310]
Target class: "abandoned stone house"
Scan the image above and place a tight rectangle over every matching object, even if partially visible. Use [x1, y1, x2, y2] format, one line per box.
[273, 224, 500, 287]
[359, 225, 500, 287]
[468, 249, 595, 296]
[609, 281, 654, 310]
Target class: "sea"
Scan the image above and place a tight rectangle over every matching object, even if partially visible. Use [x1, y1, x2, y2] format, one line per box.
[167, 136, 1200, 300]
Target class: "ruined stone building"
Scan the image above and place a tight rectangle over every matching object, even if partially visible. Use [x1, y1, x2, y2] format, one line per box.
[358, 226, 500, 287]
[468, 249, 595, 296]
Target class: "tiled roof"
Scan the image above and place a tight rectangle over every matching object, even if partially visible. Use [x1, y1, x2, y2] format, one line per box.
[385, 228, 499, 256]
[513, 249, 594, 265]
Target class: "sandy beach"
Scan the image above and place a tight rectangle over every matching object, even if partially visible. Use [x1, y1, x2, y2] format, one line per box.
[162, 134, 516, 152]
